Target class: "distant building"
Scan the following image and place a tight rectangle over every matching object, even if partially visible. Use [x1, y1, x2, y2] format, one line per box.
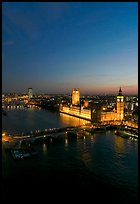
[28, 88, 33, 100]
[72, 88, 80, 105]
[84, 98, 89, 108]
[60, 87, 124, 122]
[116, 87, 124, 120]
[93, 87, 124, 122]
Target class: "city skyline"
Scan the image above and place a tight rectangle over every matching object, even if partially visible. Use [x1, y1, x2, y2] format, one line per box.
[2, 2, 138, 95]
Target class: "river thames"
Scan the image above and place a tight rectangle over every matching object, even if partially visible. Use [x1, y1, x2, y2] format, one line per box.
[2, 109, 138, 203]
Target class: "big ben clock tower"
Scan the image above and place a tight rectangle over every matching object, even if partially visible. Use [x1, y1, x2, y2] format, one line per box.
[117, 87, 124, 120]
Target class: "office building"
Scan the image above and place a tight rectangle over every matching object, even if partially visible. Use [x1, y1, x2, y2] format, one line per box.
[28, 88, 33, 100]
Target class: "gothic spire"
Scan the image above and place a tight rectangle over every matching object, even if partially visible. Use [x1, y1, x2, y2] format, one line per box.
[119, 87, 122, 96]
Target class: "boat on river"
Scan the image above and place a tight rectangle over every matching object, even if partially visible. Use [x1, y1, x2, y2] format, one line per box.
[11, 147, 37, 160]
[114, 129, 138, 139]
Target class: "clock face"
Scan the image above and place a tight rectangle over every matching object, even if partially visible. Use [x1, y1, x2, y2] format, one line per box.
[117, 97, 123, 102]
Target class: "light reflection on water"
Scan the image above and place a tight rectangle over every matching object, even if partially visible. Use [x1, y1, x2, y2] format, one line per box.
[43, 143, 47, 154]
[59, 112, 91, 126]
[2, 109, 90, 134]
[65, 138, 68, 150]
[114, 135, 125, 154]
[2, 109, 138, 203]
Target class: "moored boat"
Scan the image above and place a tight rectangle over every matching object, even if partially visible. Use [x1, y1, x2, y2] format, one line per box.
[114, 130, 138, 139]
[11, 148, 38, 160]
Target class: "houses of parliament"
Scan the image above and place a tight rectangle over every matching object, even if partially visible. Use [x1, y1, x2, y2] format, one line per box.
[60, 87, 124, 122]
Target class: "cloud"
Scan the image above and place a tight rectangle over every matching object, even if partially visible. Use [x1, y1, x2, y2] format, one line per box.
[3, 41, 14, 45]
[38, 2, 69, 20]
[80, 73, 122, 78]
[3, 3, 70, 41]
[3, 5, 42, 41]
[122, 84, 138, 88]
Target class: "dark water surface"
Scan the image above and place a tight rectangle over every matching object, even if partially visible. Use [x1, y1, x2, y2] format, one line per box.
[2, 109, 138, 203]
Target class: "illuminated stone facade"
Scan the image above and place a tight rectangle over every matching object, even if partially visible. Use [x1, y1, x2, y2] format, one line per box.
[99, 88, 124, 122]
[60, 88, 124, 122]
[116, 87, 124, 120]
[84, 99, 89, 108]
[72, 88, 80, 105]
[60, 105, 91, 120]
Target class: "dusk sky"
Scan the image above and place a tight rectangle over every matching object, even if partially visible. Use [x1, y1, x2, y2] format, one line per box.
[2, 2, 138, 95]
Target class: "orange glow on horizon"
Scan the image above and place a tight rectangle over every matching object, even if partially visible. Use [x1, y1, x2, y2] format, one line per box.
[77, 85, 138, 95]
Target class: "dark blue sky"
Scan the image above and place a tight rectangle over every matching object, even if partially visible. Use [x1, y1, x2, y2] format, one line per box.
[2, 2, 138, 95]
